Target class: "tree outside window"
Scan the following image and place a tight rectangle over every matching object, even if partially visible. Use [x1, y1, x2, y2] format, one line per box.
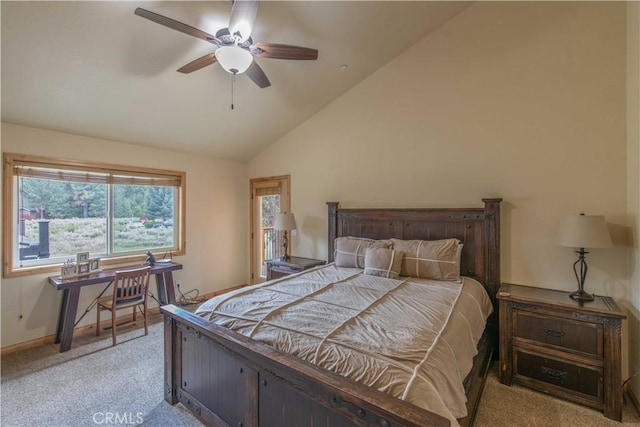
[4, 153, 185, 277]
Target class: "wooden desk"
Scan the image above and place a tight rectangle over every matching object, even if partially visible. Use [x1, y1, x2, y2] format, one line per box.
[48, 261, 183, 352]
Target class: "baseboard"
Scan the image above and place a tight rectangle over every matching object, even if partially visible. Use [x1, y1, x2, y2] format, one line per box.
[0, 335, 55, 356]
[201, 284, 248, 299]
[628, 384, 640, 418]
[173, 284, 248, 307]
[0, 306, 163, 356]
[0, 284, 249, 356]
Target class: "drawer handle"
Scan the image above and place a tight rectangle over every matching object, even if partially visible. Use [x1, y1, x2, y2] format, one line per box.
[542, 328, 565, 339]
[541, 366, 567, 381]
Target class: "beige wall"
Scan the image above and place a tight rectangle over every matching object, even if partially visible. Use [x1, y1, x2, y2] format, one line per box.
[248, 1, 633, 373]
[0, 123, 249, 348]
[626, 0, 640, 402]
[249, 1, 627, 295]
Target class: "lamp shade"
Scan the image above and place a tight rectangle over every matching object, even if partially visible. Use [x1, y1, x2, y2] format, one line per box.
[274, 213, 296, 231]
[215, 46, 253, 75]
[556, 214, 612, 249]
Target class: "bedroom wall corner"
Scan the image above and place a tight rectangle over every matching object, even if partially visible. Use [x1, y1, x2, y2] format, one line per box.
[626, 0, 640, 409]
[0, 123, 249, 349]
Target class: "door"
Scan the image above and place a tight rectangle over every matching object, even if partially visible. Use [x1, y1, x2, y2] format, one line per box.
[250, 175, 290, 283]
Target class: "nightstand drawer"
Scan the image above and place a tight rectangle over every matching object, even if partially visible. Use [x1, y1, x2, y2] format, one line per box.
[515, 350, 603, 401]
[271, 266, 301, 275]
[266, 257, 325, 281]
[514, 311, 602, 357]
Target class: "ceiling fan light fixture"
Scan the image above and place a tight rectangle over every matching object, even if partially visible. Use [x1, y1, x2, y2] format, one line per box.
[215, 46, 253, 75]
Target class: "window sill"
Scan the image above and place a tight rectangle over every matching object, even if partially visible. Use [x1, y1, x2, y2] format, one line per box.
[3, 249, 185, 278]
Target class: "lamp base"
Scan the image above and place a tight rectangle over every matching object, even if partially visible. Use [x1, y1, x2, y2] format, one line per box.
[569, 289, 595, 302]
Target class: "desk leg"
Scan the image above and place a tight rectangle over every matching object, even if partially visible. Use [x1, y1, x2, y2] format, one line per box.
[164, 272, 177, 305]
[56, 288, 81, 352]
[155, 273, 166, 305]
[155, 272, 177, 305]
[55, 289, 70, 344]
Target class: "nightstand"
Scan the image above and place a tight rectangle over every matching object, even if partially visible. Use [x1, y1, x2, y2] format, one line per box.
[265, 256, 325, 281]
[498, 283, 626, 421]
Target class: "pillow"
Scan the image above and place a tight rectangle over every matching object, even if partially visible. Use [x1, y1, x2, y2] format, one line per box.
[364, 247, 404, 279]
[334, 237, 390, 268]
[457, 243, 464, 275]
[390, 238, 460, 281]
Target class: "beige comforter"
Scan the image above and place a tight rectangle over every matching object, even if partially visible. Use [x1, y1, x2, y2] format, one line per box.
[196, 263, 492, 426]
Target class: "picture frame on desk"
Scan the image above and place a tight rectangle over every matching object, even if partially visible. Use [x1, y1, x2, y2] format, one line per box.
[89, 258, 100, 271]
[76, 252, 89, 263]
[77, 262, 90, 275]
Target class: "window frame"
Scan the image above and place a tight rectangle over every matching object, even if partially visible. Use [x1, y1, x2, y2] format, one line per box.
[3, 153, 186, 278]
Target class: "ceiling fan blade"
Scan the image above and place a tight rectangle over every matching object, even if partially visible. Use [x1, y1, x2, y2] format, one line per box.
[229, 0, 259, 43]
[245, 61, 271, 88]
[251, 43, 318, 60]
[177, 53, 218, 73]
[134, 8, 220, 45]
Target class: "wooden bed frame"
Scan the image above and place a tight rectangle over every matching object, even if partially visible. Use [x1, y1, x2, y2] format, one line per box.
[161, 198, 502, 427]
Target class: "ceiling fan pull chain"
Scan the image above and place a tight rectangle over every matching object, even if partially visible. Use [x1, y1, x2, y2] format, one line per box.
[231, 73, 235, 110]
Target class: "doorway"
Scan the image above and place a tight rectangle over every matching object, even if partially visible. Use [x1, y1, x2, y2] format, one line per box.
[249, 175, 290, 283]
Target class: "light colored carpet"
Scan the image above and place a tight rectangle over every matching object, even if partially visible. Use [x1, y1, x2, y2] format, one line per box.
[475, 363, 640, 427]
[1, 318, 202, 427]
[2, 318, 639, 427]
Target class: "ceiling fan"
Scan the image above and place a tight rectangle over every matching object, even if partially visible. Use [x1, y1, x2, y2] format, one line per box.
[134, 1, 318, 89]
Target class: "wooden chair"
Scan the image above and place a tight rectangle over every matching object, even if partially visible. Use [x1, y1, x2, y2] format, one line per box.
[96, 266, 151, 346]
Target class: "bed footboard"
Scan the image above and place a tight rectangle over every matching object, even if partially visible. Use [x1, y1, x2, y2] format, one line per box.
[162, 304, 451, 427]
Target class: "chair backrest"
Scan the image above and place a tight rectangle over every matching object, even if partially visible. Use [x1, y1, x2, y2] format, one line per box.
[112, 266, 151, 304]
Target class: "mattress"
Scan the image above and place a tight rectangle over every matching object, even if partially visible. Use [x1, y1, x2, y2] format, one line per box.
[196, 263, 493, 426]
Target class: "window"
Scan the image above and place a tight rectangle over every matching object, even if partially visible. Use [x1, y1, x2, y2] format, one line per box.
[3, 153, 186, 277]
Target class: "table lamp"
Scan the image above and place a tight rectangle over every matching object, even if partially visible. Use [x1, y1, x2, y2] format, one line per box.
[274, 212, 296, 260]
[556, 213, 612, 301]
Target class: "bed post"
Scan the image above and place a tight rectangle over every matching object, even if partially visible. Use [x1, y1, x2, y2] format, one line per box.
[164, 314, 179, 405]
[482, 198, 502, 300]
[327, 202, 339, 263]
[482, 198, 502, 354]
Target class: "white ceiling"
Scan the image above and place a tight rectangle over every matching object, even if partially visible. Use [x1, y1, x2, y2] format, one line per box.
[1, 1, 470, 161]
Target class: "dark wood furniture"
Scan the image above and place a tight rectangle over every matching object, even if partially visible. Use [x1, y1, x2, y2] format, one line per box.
[48, 261, 182, 352]
[498, 283, 626, 421]
[266, 256, 325, 280]
[161, 199, 501, 427]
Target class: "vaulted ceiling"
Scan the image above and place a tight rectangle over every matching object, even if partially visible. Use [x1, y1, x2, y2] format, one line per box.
[1, 1, 470, 161]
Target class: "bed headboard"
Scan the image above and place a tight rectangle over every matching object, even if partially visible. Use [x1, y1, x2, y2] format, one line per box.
[327, 199, 502, 304]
